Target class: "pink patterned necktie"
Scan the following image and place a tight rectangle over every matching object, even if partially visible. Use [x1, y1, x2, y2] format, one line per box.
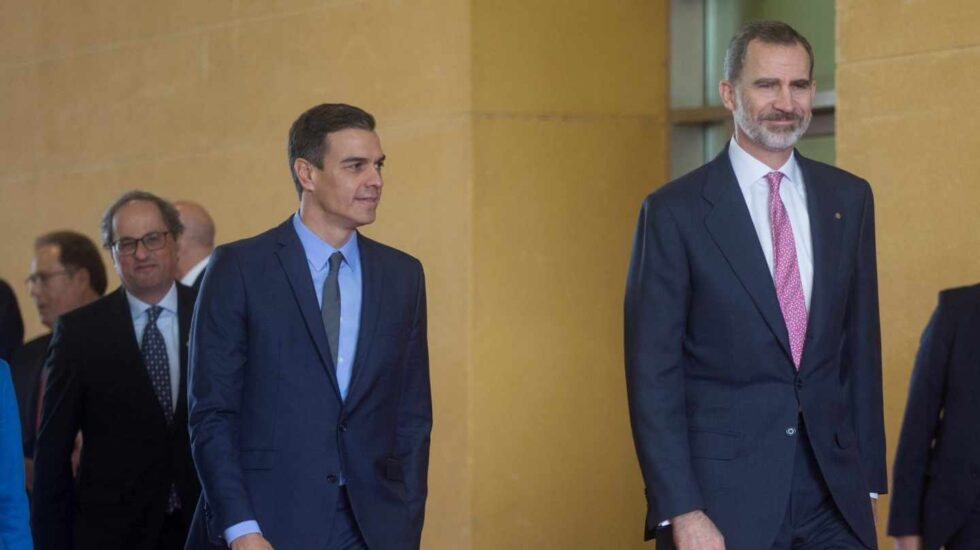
[766, 171, 808, 369]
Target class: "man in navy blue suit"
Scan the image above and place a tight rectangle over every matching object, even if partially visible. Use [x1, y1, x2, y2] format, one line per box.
[888, 284, 980, 550]
[625, 21, 886, 549]
[186, 103, 431, 550]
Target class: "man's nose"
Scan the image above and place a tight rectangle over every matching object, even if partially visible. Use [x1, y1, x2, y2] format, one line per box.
[368, 167, 383, 188]
[773, 85, 794, 111]
[133, 241, 151, 259]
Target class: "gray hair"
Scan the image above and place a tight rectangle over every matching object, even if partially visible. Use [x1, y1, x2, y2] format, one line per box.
[100, 190, 184, 249]
[724, 20, 814, 83]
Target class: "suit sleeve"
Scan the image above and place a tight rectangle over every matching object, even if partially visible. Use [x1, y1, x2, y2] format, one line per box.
[887, 292, 954, 536]
[396, 261, 432, 545]
[32, 317, 82, 550]
[841, 183, 888, 495]
[624, 196, 702, 531]
[187, 246, 255, 543]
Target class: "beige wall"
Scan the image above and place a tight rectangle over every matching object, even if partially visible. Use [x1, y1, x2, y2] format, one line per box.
[837, 1, 980, 547]
[469, 2, 667, 547]
[0, 0, 473, 546]
[0, 0, 669, 547]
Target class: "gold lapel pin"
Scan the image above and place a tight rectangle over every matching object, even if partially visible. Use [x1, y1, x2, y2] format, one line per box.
[834, 212, 842, 219]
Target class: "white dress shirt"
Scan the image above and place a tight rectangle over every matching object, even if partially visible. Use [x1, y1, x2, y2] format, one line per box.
[179, 255, 211, 287]
[728, 136, 814, 310]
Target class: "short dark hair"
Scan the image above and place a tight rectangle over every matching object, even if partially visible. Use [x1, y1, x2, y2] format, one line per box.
[35, 230, 108, 295]
[287, 103, 376, 198]
[100, 190, 184, 250]
[724, 20, 814, 83]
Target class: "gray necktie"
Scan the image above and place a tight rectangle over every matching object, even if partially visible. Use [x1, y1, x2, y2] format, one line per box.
[321, 252, 344, 367]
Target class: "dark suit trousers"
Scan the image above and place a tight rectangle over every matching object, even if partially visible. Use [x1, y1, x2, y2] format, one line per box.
[768, 419, 869, 549]
[327, 487, 369, 550]
[945, 493, 980, 550]
[157, 511, 188, 550]
[658, 419, 870, 550]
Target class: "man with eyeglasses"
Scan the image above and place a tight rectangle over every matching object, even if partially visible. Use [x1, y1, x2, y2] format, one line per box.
[10, 230, 106, 496]
[33, 191, 201, 550]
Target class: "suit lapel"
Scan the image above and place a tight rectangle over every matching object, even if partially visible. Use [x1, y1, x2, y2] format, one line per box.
[107, 289, 169, 426]
[343, 234, 383, 410]
[173, 284, 194, 426]
[273, 219, 342, 401]
[798, 154, 843, 368]
[702, 149, 794, 363]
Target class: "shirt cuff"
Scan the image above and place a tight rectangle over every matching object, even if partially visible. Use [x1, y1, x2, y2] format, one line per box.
[869, 493, 879, 499]
[225, 521, 261, 546]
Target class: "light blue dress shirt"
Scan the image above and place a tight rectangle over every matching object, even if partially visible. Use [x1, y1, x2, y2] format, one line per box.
[127, 284, 181, 410]
[224, 213, 363, 546]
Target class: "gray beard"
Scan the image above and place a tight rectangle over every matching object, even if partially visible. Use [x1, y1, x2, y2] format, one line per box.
[734, 101, 811, 151]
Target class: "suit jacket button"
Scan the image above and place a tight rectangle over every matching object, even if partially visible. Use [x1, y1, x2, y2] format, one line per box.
[785, 427, 796, 436]
[795, 379, 803, 389]
[327, 474, 338, 484]
[339, 422, 349, 432]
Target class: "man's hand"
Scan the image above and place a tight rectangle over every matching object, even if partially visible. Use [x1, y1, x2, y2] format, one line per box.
[230, 533, 273, 550]
[24, 458, 33, 491]
[893, 535, 922, 550]
[671, 509, 725, 550]
[71, 432, 82, 477]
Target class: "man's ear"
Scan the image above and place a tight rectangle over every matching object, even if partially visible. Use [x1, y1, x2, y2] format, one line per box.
[719, 79, 737, 112]
[72, 268, 91, 292]
[294, 158, 317, 193]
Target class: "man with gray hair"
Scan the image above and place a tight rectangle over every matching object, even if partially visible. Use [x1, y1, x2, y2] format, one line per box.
[33, 190, 201, 550]
[625, 20, 885, 549]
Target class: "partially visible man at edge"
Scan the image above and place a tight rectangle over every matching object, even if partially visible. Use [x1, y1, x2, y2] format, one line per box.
[889, 284, 980, 550]
[625, 20, 886, 550]
[10, 231, 106, 494]
[174, 200, 215, 292]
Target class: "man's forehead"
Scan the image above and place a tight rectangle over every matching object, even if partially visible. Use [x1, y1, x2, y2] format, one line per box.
[744, 40, 810, 72]
[324, 128, 382, 153]
[113, 201, 166, 232]
[33, 244, 64, 267]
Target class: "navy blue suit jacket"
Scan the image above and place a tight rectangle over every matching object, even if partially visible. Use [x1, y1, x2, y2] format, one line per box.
[888, 284, 980, 550]
[625, 148, 887, 549]
[186, 219, 431, 549]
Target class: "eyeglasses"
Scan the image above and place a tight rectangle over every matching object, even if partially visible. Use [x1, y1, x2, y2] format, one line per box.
[25, 269, 74, 286]
[110, 231, 170, 256]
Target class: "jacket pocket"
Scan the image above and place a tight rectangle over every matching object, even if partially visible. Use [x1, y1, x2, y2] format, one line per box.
[385, 457, 404, 481]
[240, 449, 274, 470]
[689, 429, 739, 460]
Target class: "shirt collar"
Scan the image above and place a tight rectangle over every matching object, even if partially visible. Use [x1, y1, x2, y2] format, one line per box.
[127, 283, 179, 320]
[179, 255, 211, 287]
[291, 212, 361, 272]
[728, 136, 803, 193]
